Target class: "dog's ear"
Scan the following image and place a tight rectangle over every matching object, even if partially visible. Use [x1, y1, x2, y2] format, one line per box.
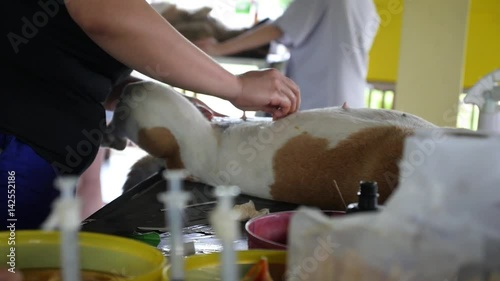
[191, 7, 212, 19]
[161, 4, 184, 24]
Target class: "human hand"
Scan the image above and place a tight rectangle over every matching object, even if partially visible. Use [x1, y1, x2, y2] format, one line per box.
[231, 69, 300, 120]
[0, 269, 22, 281]
[194, 37, 221, 56]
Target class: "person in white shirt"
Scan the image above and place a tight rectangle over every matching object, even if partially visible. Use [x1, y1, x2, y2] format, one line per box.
[197, 0, 380, 110]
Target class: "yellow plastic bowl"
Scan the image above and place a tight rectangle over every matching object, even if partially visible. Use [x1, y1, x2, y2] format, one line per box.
[0, 230, 166, 281]
[165, 250, 287, 281]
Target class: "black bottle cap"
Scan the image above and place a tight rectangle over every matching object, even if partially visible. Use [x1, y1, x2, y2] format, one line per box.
[358, 181, 378, 197]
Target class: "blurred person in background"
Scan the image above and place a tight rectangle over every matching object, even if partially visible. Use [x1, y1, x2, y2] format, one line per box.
[197, 0, 380, 110]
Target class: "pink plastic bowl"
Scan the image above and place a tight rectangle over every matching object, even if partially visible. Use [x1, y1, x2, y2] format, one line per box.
[245, 210, 345, 250]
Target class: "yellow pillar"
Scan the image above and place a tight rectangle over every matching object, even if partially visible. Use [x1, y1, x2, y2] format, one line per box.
[394, 0, 471, 127]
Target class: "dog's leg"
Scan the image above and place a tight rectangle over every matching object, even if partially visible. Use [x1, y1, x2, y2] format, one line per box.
[122, 155, 165, 193]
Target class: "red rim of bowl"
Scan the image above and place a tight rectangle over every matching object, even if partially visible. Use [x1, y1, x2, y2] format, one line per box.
[245, 210, 345, 249]
[245, 212, 289, 249]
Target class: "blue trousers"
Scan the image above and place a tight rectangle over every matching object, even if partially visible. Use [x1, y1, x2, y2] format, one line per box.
[0, 133, 59, 230]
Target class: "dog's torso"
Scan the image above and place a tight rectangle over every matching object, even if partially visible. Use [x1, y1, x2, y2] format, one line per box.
[107, 82, 436, 210]
[204, 108, 434, 208]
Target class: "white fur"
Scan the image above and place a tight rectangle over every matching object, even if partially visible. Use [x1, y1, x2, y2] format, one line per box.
[109, 81, 436, 200]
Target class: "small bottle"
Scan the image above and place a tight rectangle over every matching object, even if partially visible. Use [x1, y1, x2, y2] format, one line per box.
[346, 181, 382, 214]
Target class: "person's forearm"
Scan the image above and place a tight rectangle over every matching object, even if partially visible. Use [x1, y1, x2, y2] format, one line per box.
[217, 24, 283, 56]
[65, 0, 241, 100]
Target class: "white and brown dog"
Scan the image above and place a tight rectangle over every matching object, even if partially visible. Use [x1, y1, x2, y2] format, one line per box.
[104, 81, 436, 210]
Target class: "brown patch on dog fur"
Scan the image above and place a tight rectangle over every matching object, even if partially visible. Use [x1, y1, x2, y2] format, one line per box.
[270, 126, 414, 210]
[137, 127, 185, 170]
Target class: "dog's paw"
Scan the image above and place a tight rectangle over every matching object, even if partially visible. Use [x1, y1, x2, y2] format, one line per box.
[233, 200, 270, 221]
